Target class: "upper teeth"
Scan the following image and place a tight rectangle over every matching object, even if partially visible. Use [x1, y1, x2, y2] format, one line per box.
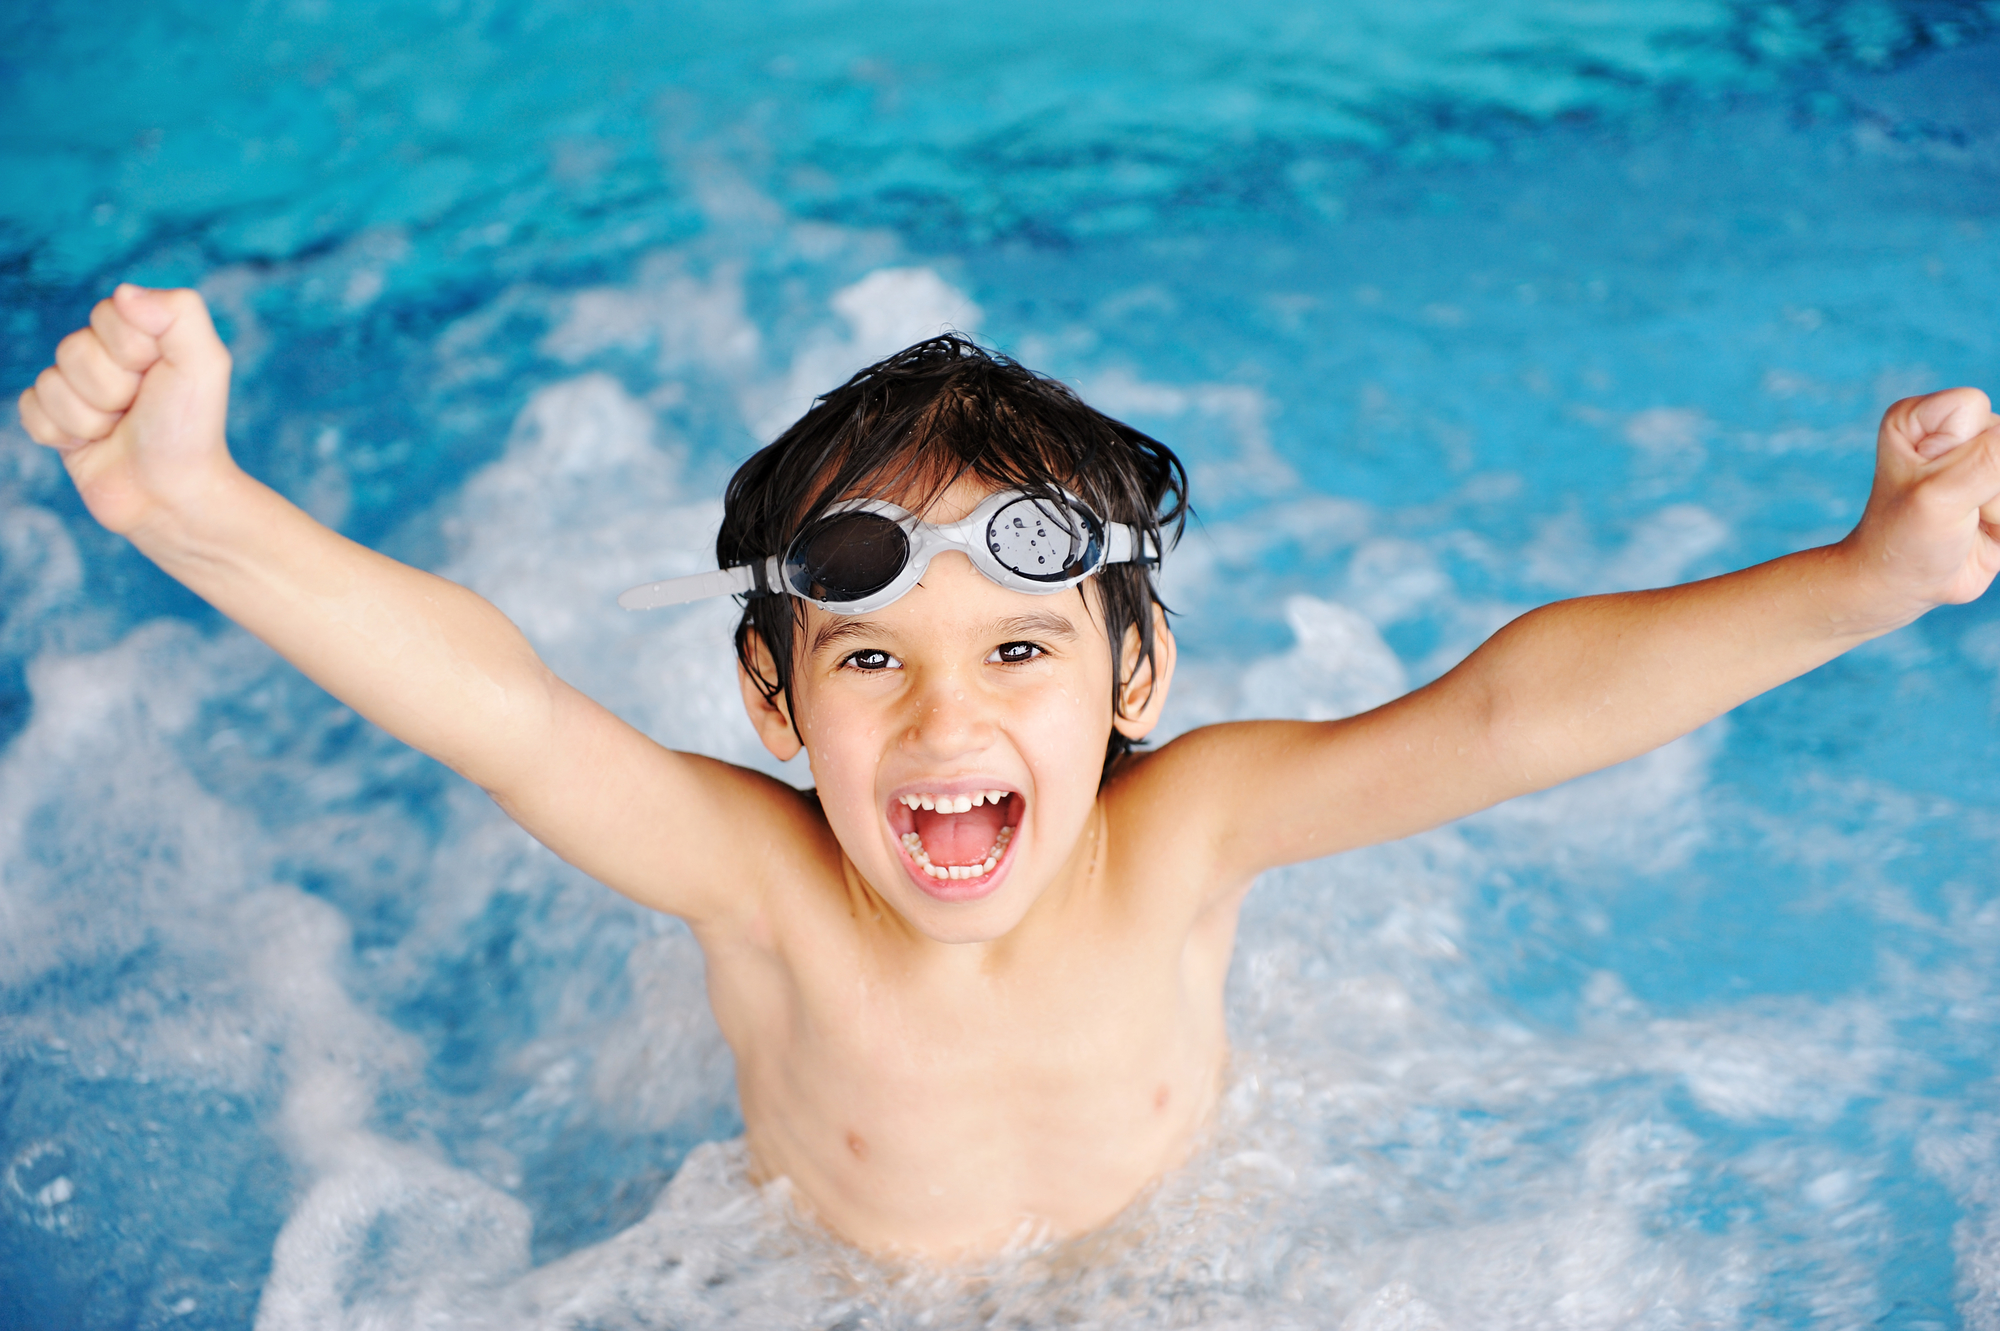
[899, 790, 1009, 813]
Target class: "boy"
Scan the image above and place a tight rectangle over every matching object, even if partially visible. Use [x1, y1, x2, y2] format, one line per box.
[18, 283, 2000, 1259]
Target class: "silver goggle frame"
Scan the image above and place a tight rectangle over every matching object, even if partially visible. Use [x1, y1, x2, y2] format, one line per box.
[619, 488, 1156, 615]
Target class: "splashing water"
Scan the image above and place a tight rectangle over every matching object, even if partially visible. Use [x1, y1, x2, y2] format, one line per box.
[4, 1, 2000, 1326]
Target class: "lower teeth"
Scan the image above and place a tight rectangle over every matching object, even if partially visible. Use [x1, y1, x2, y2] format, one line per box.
[902, 826, 1013, 880]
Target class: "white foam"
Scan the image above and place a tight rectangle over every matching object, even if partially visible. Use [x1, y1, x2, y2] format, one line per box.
[1525, 504, 1730, 595]
[1918, 1108, 2000, 1324]
[1152, 492, 1374, 618]
[1085, 367, 1296, 502]
[540, 254, 762, 377]
[257, 1136, 533, 1331]
[1340, 538, 1451, 627]
[0, 500, 84, 655]
[745, 265, 983, 443]
[1238, 595, 1409, 723]
[1469, 724, 1719, 874]
[1342, 1284, 1450, 1331]
[0, 623, 256, 1017]
[588, 930, 734, 1135]
[0, 604, 547, 1331]
[1622, 406, 1708, 462]
[1604, 505, 1731, 591]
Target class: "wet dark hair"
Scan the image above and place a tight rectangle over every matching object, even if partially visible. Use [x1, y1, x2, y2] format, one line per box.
[719, 334, 1189, 781]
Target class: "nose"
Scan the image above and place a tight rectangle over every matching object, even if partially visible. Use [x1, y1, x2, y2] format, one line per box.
[899, 668, 996, 763]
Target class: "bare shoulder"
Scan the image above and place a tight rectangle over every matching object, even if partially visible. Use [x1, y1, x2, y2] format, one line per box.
[1097, 721, 1315, 914]
[1104, 719, 1332, 824]
[1101, 709, 1459, 902]
[676, 761, 852, 938]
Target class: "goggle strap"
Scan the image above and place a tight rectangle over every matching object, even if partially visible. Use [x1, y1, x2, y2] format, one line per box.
[617, 563, 761, 610]
[1101, 521, 1158, 566]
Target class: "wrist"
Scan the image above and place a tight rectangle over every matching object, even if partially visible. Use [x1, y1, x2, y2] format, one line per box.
[1817, 537, 1932, 641]
[125, 458, 263, 567]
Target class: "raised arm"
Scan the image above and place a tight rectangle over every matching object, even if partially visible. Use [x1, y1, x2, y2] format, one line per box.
[17, 285, 816, 927]
[1164, 387, 2000, 882]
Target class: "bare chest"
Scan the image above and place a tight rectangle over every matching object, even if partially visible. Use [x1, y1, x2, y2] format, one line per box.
[703, 904, 1237, 1254]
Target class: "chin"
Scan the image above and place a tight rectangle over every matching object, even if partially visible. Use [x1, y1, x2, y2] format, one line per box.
[894, 877, 1037, 946]
[909, 911, 1028, 947]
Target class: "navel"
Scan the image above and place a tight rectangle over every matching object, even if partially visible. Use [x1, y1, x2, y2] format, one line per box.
[846, 1131, 869, 1161]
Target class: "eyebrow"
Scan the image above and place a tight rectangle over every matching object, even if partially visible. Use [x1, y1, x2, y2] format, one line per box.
[991, 611, 1081, 642]
[810, 619, 886, 657]
[808, 610, 1081, 658]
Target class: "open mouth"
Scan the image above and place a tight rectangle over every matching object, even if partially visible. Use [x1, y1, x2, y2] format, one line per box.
[887, 787, 1024, 893]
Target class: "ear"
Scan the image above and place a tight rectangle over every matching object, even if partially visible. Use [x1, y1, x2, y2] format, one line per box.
[736, 629, 804, 761]
[1111, 603, 1176, 742]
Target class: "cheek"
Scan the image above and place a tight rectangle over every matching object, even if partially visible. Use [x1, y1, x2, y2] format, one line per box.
[795, 699, 888, 813]
[1020, 686, 1112, 774]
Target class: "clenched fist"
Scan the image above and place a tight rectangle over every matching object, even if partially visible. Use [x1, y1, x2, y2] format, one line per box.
[18, 284, 237, 538]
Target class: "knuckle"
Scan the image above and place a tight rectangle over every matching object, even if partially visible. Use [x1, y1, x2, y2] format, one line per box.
[16, 389, 50, 440]
[1941, 385, 1992, 422]
[54, 328, 94, 363]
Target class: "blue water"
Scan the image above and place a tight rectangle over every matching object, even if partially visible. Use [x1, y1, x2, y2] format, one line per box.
[4, 2, 2000, 1326]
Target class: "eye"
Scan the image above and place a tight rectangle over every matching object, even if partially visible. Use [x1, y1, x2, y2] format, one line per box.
[987, 641, 1045, 666]
[840, 648, 901, 672]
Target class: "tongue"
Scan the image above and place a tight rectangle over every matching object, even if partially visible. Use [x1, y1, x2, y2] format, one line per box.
[913, 801, 1009, 865]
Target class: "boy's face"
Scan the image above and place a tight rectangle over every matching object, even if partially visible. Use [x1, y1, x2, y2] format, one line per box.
[740, 476, 1172, 945]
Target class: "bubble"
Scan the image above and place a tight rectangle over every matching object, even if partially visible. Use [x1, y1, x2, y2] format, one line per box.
[7, 1141, 80, 1236]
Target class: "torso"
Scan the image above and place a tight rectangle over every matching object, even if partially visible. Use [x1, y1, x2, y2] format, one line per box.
[693, 789, 1248, 1257]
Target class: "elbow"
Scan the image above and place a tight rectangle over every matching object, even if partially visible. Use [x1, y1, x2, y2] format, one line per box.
[450, 656, 568, 794]
[1453, 659, 1548, 803]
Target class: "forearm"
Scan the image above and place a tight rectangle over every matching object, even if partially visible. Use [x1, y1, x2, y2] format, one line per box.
[131, 462, 555, 789]
[1466, 542, 1904, 795]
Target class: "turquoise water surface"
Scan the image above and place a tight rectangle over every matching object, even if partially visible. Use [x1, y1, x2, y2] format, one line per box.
[4, 2, 2000, 1326]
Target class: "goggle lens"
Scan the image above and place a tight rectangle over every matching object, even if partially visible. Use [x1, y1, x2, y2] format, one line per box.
[786, 511, 910, 602]
[985, 496, 1096, 583]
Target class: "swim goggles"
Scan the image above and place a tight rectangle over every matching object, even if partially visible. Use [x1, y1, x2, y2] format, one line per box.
[619, 488, 1158, 615]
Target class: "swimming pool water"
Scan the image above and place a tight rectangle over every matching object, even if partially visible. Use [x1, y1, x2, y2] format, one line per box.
[3, 1, 2000, 1326]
